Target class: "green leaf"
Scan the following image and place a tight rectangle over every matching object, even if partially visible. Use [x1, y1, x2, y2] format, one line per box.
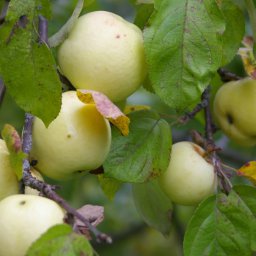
[0, 0, 62, 126]
[144, 0, 243, 112]
[103, 110, 172, 183]
[133, 180, 173, 235]
[1, 124, 26, 180]
[216, 0, 245, 65]
[134, 3, 154, 30]
[98, 175, 123, 200]
[183, 185, 256, 256]
[26, 224, 93, 256]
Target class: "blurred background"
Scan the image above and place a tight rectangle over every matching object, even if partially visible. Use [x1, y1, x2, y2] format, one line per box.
[0, 0, 254, 255]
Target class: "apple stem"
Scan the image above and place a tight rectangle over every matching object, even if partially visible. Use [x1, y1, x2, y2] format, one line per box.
[202, 86, 232, 194]
[21, 113, 112, 244]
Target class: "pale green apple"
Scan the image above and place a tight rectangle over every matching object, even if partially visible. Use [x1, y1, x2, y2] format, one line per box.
[30, 91, 111, 180]
[0, 194, 65, 256]
[57, 11, 146, 102]
[159, 141, 217, 206]
[0, 139, 19, 200]
[213, 77, 256, 146]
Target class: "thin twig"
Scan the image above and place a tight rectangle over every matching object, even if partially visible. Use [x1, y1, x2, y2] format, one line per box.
[202, 86, 232, 194]
[0, 0, 9, 25]
[217, 68, 242, 82]
[21, 113, 112, 243]
[38, 15, 48, 45]
[0, 78, 6, 106]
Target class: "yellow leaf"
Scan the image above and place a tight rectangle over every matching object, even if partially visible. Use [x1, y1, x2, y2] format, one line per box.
[237, 161, 256, 185]
[77, 90, 130, 136]
[124, 105, 150, 115]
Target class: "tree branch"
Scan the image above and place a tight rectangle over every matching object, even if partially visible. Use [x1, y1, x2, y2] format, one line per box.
[0, 78, 6, 106]
[217, 68, 241, 82]
[21, 113, 112, 243]
[38, 15, 48, 45]
[0, 0, 9, 25]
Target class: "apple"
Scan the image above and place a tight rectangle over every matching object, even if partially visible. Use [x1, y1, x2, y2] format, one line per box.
[159, 141, 217, 206]
[213, 77, 256, 146]
[24, 168, 44, 196]
[57, 11, 146, 102]
[0, 139, 19, 200]
[0, 194, 65, 256]
[30, 91, 111, 180]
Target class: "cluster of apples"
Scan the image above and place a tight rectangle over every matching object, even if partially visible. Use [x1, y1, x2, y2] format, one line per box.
[1, 9, 252, 256]
[0, 11, 146, 256]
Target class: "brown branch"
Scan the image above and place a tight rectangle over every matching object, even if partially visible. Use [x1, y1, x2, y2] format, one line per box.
[202, 86, 232, 194]
[0, 78, 6, 106]
[21, 113, 112, 243]
[38, 15, 48, 45]
[0, 0, 9, 25]
[217, 68, 242, 82]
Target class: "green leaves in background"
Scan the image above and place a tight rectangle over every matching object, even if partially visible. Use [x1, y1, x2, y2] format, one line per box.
[103, 110, 172, 183]
[26, 224, 93, 256]
[184, 185, 256, 256]
[0, 0, 62, 126]
[144, 0, 244, 112]
[1, 124, 26, 180]
[133, 180, 172, 235]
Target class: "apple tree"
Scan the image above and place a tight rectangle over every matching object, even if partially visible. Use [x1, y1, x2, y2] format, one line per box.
[0, 0, 255, 255]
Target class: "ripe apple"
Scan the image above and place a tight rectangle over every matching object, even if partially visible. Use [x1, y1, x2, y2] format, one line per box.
[24, 168, 44, 196]
[213, 77, 256, 146]
[57, 11, 146, 102]
[159, 141, 217, 206]
[0, 139, 19, 200]
[0, 194, 65, 256]
[30, 91, 111, 180]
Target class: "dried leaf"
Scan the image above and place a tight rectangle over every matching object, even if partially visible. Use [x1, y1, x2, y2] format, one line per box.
[77, 90, 130, 136]
[237, 161, 256, 185]
[238, 36, 256, 79]
[74, 205, 104, 239]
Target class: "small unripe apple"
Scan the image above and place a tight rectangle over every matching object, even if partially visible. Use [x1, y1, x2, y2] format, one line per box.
[24, 168, 44, 196]
[159, 141, 216, 206]
[30, 91, 111, 180]
[213, 78, 256, 146]
[0, 139, 19, 200]
[0, 194, 65, 256]
[57, 11, 146, 102]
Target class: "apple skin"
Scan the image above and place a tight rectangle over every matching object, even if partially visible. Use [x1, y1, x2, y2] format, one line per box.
[30, 91, 111, 180]
[159, 141, 216, 206]
[0, 194, 65, 256]
[0, 139, 19, 200]
[57, 11, 146, 102]
[213, 78, 256, 146]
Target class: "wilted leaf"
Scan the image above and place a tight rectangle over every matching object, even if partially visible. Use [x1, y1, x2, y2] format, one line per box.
[184, 185, 256, 256]
[77, 90, 130, 136]
[238, 37, 256, 78]
[26, 224, 93, 256]
[133, 180, 173, 235]
[237, 161, 256, 185]
[1, 124, 26, 180]
[103, 110, 172, 183]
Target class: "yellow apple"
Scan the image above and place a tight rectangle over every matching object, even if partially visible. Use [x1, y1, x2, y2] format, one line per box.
[24, 168, 44, 196]
[0, 194, 65, 256]
[159, 141, 217, 206]
[213, 78, 256, 146]
[0, 139, 19, 200]
[57, 11, 146, 102]
[30, 91, 111, 180]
